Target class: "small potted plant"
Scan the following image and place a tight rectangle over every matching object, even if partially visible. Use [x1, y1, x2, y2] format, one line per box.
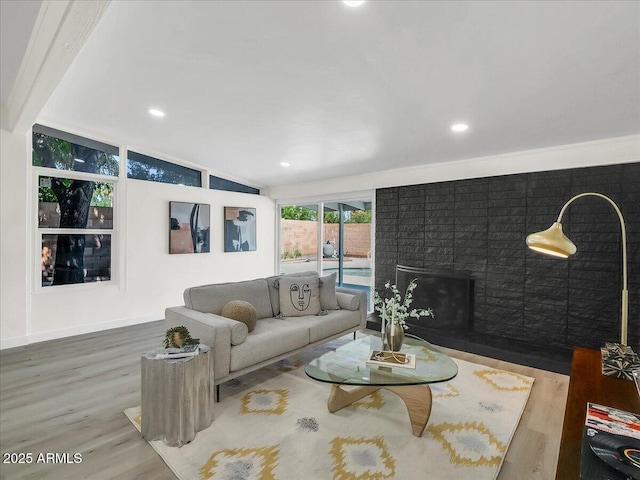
[373, 279, 434, 351]
[164, 326, 199, 349]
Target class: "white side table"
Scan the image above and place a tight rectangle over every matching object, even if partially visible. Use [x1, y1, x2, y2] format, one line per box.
[141, 345, 214, 447]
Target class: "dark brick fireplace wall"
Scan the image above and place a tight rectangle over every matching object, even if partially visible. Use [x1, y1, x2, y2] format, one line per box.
[375, 163, 640, 359]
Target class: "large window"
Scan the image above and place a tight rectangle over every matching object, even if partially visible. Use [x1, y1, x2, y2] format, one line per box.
[33, 125, 118, 287]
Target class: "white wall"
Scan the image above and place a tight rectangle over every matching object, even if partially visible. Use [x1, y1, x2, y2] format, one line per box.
[0, 126, 30, 342]
[1, 132, 276, 348]
[122, 179, 276, 311]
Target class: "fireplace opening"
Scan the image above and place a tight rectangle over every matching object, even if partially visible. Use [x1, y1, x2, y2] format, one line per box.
[395, 265, 474, 334]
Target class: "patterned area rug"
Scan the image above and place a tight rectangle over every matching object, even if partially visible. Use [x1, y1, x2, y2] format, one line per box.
[125, 337, 533, 480]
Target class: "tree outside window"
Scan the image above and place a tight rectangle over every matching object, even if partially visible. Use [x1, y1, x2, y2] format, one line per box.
[33, 127, 118, 287]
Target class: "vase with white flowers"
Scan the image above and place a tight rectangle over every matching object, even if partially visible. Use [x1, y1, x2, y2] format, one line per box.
[373, 279, 434, 351]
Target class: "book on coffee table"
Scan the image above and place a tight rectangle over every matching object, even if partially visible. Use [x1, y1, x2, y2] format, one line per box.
[366, 350, 416, 369]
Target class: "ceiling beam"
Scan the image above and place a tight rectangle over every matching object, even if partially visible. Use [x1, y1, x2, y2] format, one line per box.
[5, 0, 110, 134]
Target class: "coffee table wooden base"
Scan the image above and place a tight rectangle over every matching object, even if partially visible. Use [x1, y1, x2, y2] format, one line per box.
[327, 384, 433, 437]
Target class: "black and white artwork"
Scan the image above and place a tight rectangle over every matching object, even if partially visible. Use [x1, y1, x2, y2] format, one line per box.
[169, 202, 210, 254]
[224, 207, 256, 252]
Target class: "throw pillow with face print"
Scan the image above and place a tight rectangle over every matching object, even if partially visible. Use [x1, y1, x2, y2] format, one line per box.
[278, 276, 321, 317]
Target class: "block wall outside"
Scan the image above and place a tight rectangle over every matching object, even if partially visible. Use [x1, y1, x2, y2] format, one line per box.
[375, 163, 640, 351]
[324, 223, 371, 258]
[281, 220, 371, 258]
[281, 220, 318, 256]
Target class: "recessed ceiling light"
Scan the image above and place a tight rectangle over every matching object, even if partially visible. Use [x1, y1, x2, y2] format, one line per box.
[343, 0, 365, 7]
[148, 108, 165, 118]
[280, 162, 290, 167]
[451, 123, 469, 132]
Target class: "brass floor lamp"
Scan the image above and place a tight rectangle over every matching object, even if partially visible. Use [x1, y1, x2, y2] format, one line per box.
[526, 192, 636, 378]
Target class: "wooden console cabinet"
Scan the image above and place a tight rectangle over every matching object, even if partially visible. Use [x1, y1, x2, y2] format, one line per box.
[555, 347, 640, 480]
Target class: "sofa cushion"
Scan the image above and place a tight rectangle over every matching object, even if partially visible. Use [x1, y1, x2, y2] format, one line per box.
[278, 275, 321, 317]
[229, 318, 310, 372]
[319, 272, 340, 310]
[292, 309, 362, 343]
[184, 278, 273, 319]
[221, 300, 257, 332]
[266, 271, 318, 316]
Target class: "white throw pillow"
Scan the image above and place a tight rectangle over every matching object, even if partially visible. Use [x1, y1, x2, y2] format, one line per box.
[278, 276, 321, 317]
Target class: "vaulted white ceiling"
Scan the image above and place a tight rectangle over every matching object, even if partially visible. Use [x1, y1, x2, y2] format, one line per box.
[5, 1, 640, 189]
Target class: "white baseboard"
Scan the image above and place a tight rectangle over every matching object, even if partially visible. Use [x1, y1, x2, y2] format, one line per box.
[0, 335, 29, 350]
[0, 313, 163, 350]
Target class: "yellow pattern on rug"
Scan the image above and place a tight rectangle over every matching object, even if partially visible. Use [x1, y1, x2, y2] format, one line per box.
[433, 381, 460, 398]
[416, 346, 438, 361]
[474, 370, 533, 391]
[352, 390, 385, 410]
[266, 357, 301, 372]
[329, 436, 395, 480]
[240, 389, 288, 415]
[199, 445, 279, 480]
[428, 420, 506, 467]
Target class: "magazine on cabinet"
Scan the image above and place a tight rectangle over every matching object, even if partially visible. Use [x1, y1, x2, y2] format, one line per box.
[579, 403, 640, 480]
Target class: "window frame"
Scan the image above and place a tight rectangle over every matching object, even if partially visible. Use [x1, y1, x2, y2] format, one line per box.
[127, 150, 203, 187]
[32, 127, 121, 292]
[32, 124, 120, 176]
[209, 175, 260, 195]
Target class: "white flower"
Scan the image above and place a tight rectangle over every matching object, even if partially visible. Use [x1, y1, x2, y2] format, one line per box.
[373, 278, 434, 330]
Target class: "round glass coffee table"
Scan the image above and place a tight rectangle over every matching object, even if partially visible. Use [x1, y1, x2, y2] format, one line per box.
[305, 333, 458, 437]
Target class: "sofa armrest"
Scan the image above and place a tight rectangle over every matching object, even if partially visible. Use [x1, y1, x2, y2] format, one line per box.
[335, 287, 368, 329]
[165, 306, 233, 382]
[165, 306, 224, 345]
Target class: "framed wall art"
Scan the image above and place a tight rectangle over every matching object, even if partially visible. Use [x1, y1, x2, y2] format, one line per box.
[224, 207, 256, 252]
[169, 201, 210, 254]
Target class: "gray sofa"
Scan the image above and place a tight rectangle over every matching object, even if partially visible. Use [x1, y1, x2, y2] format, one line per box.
[165, 271, 367, 398]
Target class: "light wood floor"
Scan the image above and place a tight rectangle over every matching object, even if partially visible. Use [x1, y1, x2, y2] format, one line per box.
[0, 321, 569, 480]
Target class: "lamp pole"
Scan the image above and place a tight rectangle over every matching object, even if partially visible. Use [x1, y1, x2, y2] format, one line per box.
[551, 193, 628, 345]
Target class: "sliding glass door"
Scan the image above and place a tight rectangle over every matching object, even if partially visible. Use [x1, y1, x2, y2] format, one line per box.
[321, 201, 372, 293]
[278, 197, 373, 309]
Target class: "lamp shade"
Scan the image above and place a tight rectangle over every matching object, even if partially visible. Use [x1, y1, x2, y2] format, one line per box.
[526, 222, 577, 258]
